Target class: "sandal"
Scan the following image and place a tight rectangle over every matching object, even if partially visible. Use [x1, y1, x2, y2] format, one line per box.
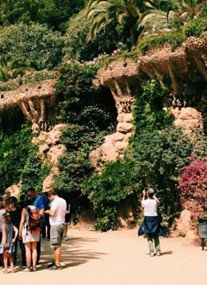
[23, 267, 31, 272]
[32, 266, 37, 272]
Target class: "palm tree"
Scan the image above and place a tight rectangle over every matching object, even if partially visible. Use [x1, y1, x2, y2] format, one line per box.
[86, 0, 145, 48]
[0, 55, 29, 82]
[139, 0, 170, 35]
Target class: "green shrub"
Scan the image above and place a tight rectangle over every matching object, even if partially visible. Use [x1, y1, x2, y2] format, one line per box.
[53, 61, 117, 221]
[138, 31, 186, 54]
[83, 79, 192, 231]
[0, 123, 33, 194]
[0, 22, 64, 71]
[20, 148, 51, 194]
[184, 17, 207, 37]
[83, 158, 137, 231]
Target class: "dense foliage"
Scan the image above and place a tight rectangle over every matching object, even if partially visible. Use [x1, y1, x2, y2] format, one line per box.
[0, 123, 51, 196]
[83, 80, 193, 231]
[0, 123, 33, 192]
[0, 22, 64, 71]
[1, 0, 207, 232]
[0, 0, 85, 32]
[20, 148, 51, 194]
[53, 61, 116, 218]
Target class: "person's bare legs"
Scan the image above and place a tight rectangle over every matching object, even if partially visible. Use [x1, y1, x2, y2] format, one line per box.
[54, 246, 61, 267]
[24, 242, 32, 270]
[3, 253, 8, 273]
[31, 242, 37, 271]
[8, 253, 16, 273]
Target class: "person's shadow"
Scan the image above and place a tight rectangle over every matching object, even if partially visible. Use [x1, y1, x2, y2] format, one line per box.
[160, 250, 173, 255]
[37, 236, 106, 271]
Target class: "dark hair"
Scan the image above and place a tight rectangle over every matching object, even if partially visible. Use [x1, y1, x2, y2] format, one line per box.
[0, 200, 5, 209]
[27, 188, 36, 194]
[47, 189, 57, 196]
[25, 195, 35, 206]
[8, 196, 18, 205]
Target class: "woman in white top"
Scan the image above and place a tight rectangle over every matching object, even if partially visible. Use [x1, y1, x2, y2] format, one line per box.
[138, 188, 166, 257]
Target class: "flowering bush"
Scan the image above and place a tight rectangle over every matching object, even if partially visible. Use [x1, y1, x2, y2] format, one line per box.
[178, 158, 207, 222]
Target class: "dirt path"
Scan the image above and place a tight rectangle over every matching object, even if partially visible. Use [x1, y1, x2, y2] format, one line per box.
[1, 229, 207, 285]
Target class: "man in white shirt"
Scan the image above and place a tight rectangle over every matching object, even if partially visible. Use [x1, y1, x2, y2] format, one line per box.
[45, 190, 67, 270]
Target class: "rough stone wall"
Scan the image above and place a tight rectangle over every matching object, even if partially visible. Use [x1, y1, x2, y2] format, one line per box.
[32, 124, 67, 192]
[0, 79, 57, 132]
[89, 34, 207, 168]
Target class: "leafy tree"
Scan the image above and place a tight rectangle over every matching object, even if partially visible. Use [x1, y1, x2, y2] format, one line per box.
[0, 22, 64, 71]
[63, 9, 124, 61]
[86, 0, 145, 48]
[53, 61, 117, 220]
[0, 123, 33, 194]
[84, 126, 192, 231]
[0, 0, 85, 32]
[20, 148, 51, 194]
[0, 55, 29, 82]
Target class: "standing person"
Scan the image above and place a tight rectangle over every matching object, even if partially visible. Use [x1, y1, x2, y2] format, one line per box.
[45, 190, 66, 270]
[19, 196, 40, 272]
[0, 212, 18, 273]
[138, 188, 166, 257]
[6, 196, 26, 268]
[63, 203, 70, 241]
[43, 192, 51, 240]
[26, 189, 45, 263]
[0, 198, 6, 267]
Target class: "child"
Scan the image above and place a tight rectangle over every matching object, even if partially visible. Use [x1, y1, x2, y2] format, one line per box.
[0, 212, 18, 273]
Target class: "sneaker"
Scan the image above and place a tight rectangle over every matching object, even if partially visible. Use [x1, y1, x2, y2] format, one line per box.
[63, 237, 69, 241]
[150, 252, 154, 257]
[156, 251, 161, 256]
[49, 264, 62, 270]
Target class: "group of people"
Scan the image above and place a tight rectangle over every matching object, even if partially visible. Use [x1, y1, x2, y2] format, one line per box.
[0, 189, 68, 273]
[0, 185, 167, 274]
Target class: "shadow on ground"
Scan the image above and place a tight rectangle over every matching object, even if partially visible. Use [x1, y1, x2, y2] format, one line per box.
[37, 235, 106, 271]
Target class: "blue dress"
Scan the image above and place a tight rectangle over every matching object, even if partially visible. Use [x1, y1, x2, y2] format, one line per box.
[0, 222, 14, 253]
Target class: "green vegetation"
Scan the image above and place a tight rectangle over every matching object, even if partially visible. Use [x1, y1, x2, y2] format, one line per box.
[53, 61, 116, 219]
[0, 123, 51, 195]
[1, 0, 207, 231]
[83, 79, 193, 230]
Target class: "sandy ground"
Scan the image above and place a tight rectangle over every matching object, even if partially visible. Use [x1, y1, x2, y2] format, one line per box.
[1, 228, 207, 285]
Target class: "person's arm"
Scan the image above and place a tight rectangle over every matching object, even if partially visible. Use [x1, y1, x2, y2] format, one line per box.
[153, 195, 159, 203]
[12, 225, 18, 243]
[45, 206, 56, 217]
[2, 223, 7, 248]
[19, 208, 26, 239]
[141, 190, 147, 207]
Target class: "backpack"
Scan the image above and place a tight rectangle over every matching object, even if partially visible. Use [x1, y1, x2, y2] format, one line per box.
[26, 205, 41, 232]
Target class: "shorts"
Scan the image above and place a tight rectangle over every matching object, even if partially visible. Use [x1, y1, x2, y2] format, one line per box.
[50, 224, 64, 248]
[22, 226, 40, 243]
